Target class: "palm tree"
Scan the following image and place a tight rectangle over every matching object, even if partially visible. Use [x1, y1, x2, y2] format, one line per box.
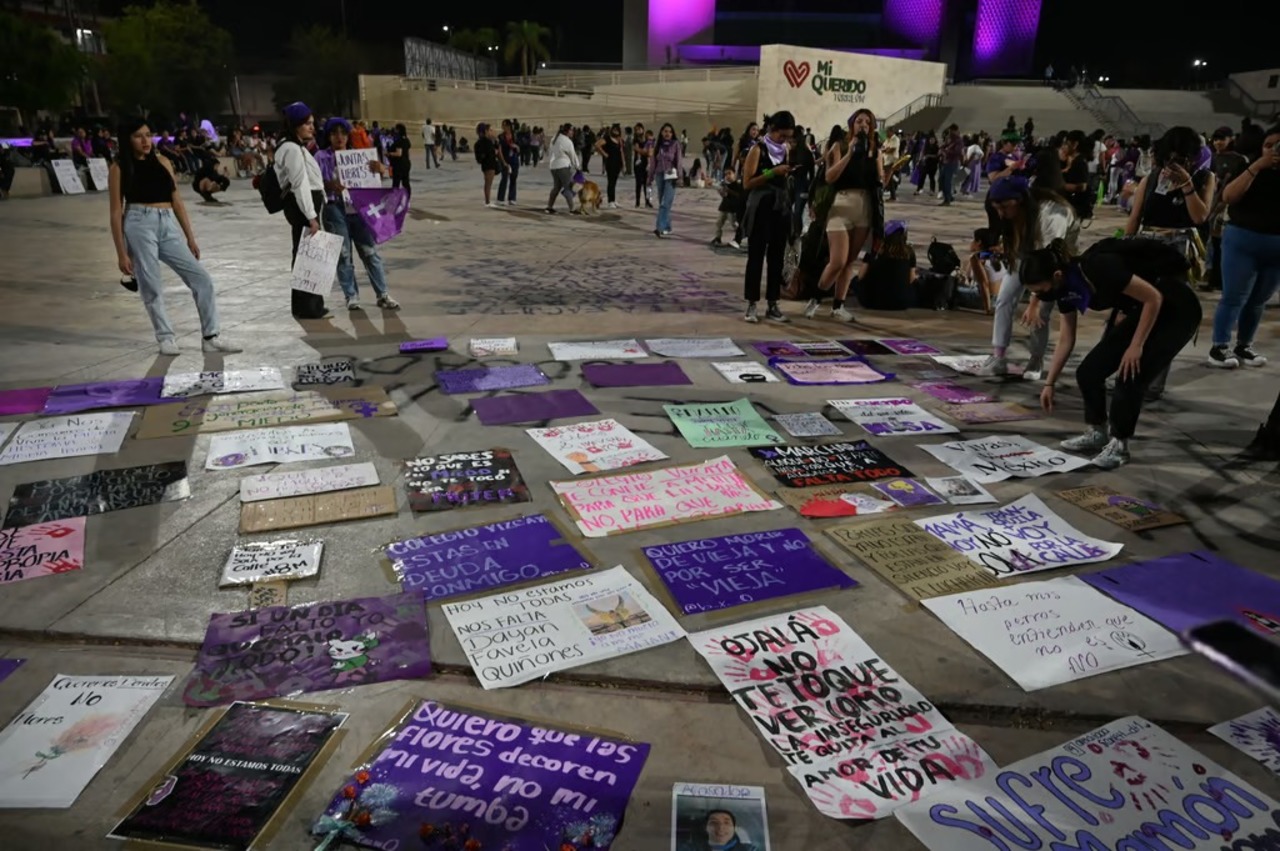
[504, 20, 551, 83]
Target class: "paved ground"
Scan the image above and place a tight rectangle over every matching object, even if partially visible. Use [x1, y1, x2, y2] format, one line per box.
[1, 160, 1279, 848]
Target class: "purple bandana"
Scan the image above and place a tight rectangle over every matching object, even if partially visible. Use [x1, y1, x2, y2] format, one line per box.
[760, 135, 787, 166]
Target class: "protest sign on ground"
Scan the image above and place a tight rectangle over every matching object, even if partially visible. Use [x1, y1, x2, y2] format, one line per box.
[920, 434, 1089, 483]
[827, 518, 999, 600]
[751, 441, 913, 488]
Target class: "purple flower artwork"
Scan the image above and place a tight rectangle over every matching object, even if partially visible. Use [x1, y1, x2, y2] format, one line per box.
[436, 364, 550, 395]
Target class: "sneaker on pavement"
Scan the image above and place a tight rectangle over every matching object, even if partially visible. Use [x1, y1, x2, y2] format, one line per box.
[376, 294, 401, 310]
[975, 354, 1009, 376]
[1091, 437, 1131, 470]
[743, 303, 759, 324]
[1207, 345, 1239, 369]
[346, 296, 362, 311]
[1061, 426, 1110, 453]
[803, 298, 820, 319]
[158, 339, 180, 356]
[728, 239, 740, 249]
[765, 304, 790, 323]
[832, 306, 855, 322]
[1023, 369, 1044, 382]
[202, 336, 243, 353]
[1235, 344, 1267, 367]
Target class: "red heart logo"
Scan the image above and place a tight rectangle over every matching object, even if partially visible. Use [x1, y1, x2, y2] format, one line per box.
[783, 60, 811, 89]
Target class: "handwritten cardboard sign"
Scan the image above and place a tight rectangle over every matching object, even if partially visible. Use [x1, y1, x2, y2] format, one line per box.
[828, 398, 958, 437]
[405, 448, 530, 512]
[1057, 485, 1188, 532]
[399, 337, 448, 353]
[290, 231, 343, 295]
[220, 539, 323, 586]
[548, 339, 646, 360]
[690, 607, 996, 819]
[0, 412, 132, 466]
[827, 517, 999, 600]
[183, 591, 432, 706]
[769, 357, 894, 385]
[248, 582, 288, 609]
[335, 146, 381, 188]
[205, 423, 355, 470]
[922, 575, 1185, 690]
[4, 462, 190, 528]
[939, 401, 1038, 424]
[0, 517, 85, 584]
[712, 362, 779, 384]
[442, 565, 684, 689]
[750, 441, 913, 488]
[920, 434, 1089, 484]
[896, 717, 1279, 849]
[239, 461, 380, 503]
[910, 382, 994, 405]
[552, 456, 781, 538]
[775, 483, 899, 518]
[136, 386, 396, 439]
[643, 528, 855, 615]
[50, 159, 85, 194]
[160, 367, 286, 399]
[929, 355, 1024, 376]
[238, 485, 397, 534]
[916, 494, 1123, 578]
[527, 418, 667, 474]
[774, 412, 842, 437]
[645, 337, 744, 358]
[665, 398, 784, 448]
[1209, 707, 1280, 774]
[468, 337, 518, 357]
[293, 359, 356, 386]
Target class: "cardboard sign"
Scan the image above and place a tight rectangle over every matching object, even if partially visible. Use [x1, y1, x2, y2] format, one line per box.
[0, 674, 172, 807]
[752, 341, 806, 358]
[672, 784, 771, 851]
[87, 158, 109, 190]
[335, 146, 381, 188]
[404, 448, 530, 512]
[879, 338, 942, 355]
[775, 483, 900, 518]
[665, 398, 784, 448]
[916, 494, 1124, 578]
[527, 418, 667, 474]
[552, 456, 781, 538]
[920, 434, 1089, 484]
[238, 485, 397, 534]
[161, 368, 286, 399]
[750, 441, 913, 488]
[910, 382, 994, 405]
[896, 717, 1280, 850]
[0, 517, 85, 584]
[239, 461, 380, 503]
[293, 360, 356, 386]
[386, 513, 592, 602]
[645, 337, 745, 358]
[220, 539, 323, 586]
[689, 607, 996, 820]
[205, 423, 355, 470]
[311, 700, 649, 851]
[50, 159, 85, 194]
[1057, 485, 1188, 532]
[828, 398, 958, 437]
[930, 355, 1024, 376]
[442, 565, 685, 689]
[0, 412, 132, 466]
[548, 339, 646, 360]
[643, 528, 855, 615]
[135, 386, 396, 439]
[939, 401, 1039, 424]
[922, 575, 1185, 691]
[774, 412, 842, 438]
[468, 337, 518, 357]
[924, 476, 997, 505]
[1209, 707, 1280, 774]
[436, 364, 549, 394]
[769, 357, 894, 385]
[290, 231, 343, 295]
[248, 582, 288, 609]
[872, 478, 945, 508]
[712, 362, 779, 384]
[827, 518, 999, 600]
[584, 362, 692, 388]
[4, 462, 190, 528]
[109, 702, 346, 851]
[183, 591, 432, 706]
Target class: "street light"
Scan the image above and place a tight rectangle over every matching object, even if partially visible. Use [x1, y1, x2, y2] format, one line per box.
[442, 24, 449, 33]
[1192, 59, 1206, 68]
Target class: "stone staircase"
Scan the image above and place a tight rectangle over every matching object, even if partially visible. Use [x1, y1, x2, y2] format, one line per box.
[1061, 85, 1165, 139]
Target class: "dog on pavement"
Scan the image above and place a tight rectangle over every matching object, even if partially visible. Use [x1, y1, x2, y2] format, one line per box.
[577, 180, 603, 215]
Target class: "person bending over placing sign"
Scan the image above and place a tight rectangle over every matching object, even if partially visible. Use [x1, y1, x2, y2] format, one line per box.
[1020, 237, 1200, 470]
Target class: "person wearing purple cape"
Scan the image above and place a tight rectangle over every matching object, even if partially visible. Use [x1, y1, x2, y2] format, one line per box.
[313, 118, 400, 313]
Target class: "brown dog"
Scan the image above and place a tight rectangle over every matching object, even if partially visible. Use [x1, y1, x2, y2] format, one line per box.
[577, 180, 603, 215]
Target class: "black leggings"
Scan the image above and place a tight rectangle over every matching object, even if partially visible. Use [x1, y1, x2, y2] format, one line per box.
[1076, 282, 1201, 439]
[391, 169, 411, 198]
[606, 165, 621, 203]
[744, 202, 788, 304]
[635, 162, 648, 206]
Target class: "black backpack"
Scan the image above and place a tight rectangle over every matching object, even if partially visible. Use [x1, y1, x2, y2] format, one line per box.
[255, 140, 296, 215]
[927, 238, 962, 275]
[1084, 237, 1191, 282]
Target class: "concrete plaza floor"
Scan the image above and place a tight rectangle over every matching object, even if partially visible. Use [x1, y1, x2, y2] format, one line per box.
[1, 160, 1279, 848]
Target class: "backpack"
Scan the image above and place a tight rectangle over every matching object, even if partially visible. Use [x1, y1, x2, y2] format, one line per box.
[927, 238, 962, 275]
[1084, 237, 1191, 282]
[254, 140, 294, 215]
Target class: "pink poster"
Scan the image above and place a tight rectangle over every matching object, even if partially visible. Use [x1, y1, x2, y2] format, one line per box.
[0, 517, 86, 583]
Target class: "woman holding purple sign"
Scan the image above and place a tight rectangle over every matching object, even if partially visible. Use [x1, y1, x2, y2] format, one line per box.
[314, 118, 400, 313]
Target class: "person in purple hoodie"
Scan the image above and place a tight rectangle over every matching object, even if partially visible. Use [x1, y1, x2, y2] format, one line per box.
[649, 123, 682, 237]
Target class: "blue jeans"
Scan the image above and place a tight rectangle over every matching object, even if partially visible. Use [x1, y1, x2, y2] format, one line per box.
[940, 162, 959, 203]
[322, 203, 389, 300]
[122, 206, 219, 341]
[655, 172, 676, 232]
[1213, 224, 1280, 346]
[498, 156, 519, 202]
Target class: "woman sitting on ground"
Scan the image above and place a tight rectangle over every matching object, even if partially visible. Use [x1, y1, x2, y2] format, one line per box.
[852, 220, 917, 310]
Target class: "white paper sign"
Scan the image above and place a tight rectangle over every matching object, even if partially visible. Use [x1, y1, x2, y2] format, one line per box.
[689, 606, 996, 820]
[712, 362, 778, 384]
[442, 565, 685, 689]
[335, 147, 381, 189]
[920, 434, 1090, 483]
[87, 158, 110, 191]
[922, 575, 1185, 691]
[294, 360, 356, 386]
[161, 367, 286, 399]
[897, 716, 1280, 850]
[220, 539, 323, 585]
[840, 492, 897, 513]
[548, 339, 647, 361]
[527, 418, 667, 475]
[205, 423, 355, 470]
[239, 461, 380, 502]
[468, 337, 518, 357]
[291, 231, 343, 295]
[671, 784, 771, 851]
[928, 355, 1024, 376]
[829, 398, 959, 437]
[0, 412, 132, 466]
[50, 159, 85, 194]
[915, 494, 1123, 578]
[1209, 707, 1280, 774]
[645, 338, 745, 358]
[0, 674, 172, 808]
[774, 412, 842, 437]
[924, 476, 997, 505]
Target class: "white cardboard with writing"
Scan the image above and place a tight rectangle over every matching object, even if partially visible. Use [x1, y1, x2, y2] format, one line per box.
[924, 476, 997, 505]
[0, 412, 132, 466]
[527, 418, 667, 475]
[291, 231, 343, 295]
[87, 158, 110, 191]
[689, 607, 997, 820]
[922, 575, 1185, 691]
[828, 398, 959, 437]
[161, 367, 287, 399]
[712, 362, 779, 384]
[897, 716, 1280, 850]
[220, 539, 323, 586]
[645, 338, 745, 358]
[1209, 707, 1280, 774]
[547, 339, 647, 361]
[204, 422, 355, 470]
[920, 435, 1089, 483]
[442, 565, 685, 689]
[239, 461, 380, 503]
[50, 159, 85, 194]
[0, 674, 173, 808]
[334, 147, 381, 189]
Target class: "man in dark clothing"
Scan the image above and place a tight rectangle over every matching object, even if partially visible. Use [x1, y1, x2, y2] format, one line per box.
[939, 124, 964, 206]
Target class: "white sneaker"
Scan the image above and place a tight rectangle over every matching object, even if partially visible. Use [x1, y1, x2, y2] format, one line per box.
[376, 294, 400, 310]
[744, 303, 759, 323]
[975, 354, 1009, 376]
[507, 200, 517, 206]
[832, 306, 855, 322]
[728, 240, 740, 249]
[803, 298, 820, 319]
[346, 296, 362, 311]
[158, 339, 180, 356]
[1023, 369, 1044, 382]
[608, 202, 618, 209]
[202, 336, 243, 353]
[1091, 437, 1131, 470]
[1061, 426, 1109, 453]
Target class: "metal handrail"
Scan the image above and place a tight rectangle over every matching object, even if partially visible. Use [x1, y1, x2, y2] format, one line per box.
[484, 67, 762, 88]
[1226, 78, 1280, 117]
[395, 76, 745, 113]
[881, 92, 944, 128]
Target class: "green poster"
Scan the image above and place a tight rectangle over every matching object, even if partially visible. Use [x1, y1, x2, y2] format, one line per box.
[664, 398, 784, 448]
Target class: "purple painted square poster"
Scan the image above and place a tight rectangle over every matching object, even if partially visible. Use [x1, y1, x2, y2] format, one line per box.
[911, 382, 994, 405]
[42, 377, 177, 415]
[182, 591, 432, 707]
[400, 337, 449, 353]
[643, 528, 855, 616]
[472, 390, 599, 426]
[879, 339, 943, 355]
[437, 364, 550, 395]
[1082, 551, 1280, 636]
[385, 513, 592, 602]
[872, 478, 946, 508]
[311, 699, 650, 851]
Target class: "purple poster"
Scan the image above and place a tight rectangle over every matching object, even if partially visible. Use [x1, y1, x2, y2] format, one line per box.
[0, 658, 23, 684]
[182, 591, 432, 707]
[385, 513, 592, 602]
[581, 362, 692, 388]
[311, 699, 650, 851]
[0, 387, 52, 416]
[752, 341, 806, 358]
[879, 338, 943, 355]
[871, 478, 946, 507]
[911, 382, 994, 405]
[41, 377, 177, 415]
[472, 390, 599, 426]
[1082, 551, 1280, 636]
[400, 338, 449, 353]
[643, 528, 855, 616]
[348, 187, 409, 244]
[437, 364, 549, 395]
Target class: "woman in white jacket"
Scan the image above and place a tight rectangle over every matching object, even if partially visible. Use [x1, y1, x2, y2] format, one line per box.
[276, 101, 330, 319]
[545, 124, 580, 214]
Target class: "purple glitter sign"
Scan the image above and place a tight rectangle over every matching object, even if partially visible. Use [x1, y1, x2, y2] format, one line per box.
[42, 377, 177, 415]
[436, 364, 550, 395]
[643, 528, 855, 616]
[385, 513, 592, 602]
[399, 338, 449, 353]
[312, 699, 649, 850]
[182, 591, 432, 707]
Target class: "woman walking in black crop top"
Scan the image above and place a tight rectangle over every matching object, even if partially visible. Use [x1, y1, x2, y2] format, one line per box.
[109, 117, 240, 356]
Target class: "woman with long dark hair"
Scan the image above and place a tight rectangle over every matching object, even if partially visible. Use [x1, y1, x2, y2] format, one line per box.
[496, 121, 520, 206]
[387, 123, 412, 198]
[595, 124, 624, 208]
[740, 111, 796, 323]
[473, 123, 501, 207]
[633, 123, 652, 208]
[275, 101, 330, 319]
[108, 117, 240, 355]
[650, 123, 682, 238]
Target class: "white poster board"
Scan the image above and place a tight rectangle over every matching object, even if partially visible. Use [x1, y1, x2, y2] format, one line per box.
[238, 461, 380, 502]
[291, 231, 343, 295]
[829, 397, 959, 436]
[774, 412, 842, 437]
[87, 158, 110, 191]
[920, 434, 1090, 483]
[527, 418, 667, 475]
[468, 338, 518, 357]
[50, 159, 85, 194]
[645, 338, 745, 358]
[220, 539, 323, 585]
[712, 362, 778, 384]
[161, 367, 286, 398]
[204, 422, 355, 470]
[924, 476, 997, 505]
[0, 412, 132, 466]
[334, 148, 381, 189]
[547, 339, 647, 361]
